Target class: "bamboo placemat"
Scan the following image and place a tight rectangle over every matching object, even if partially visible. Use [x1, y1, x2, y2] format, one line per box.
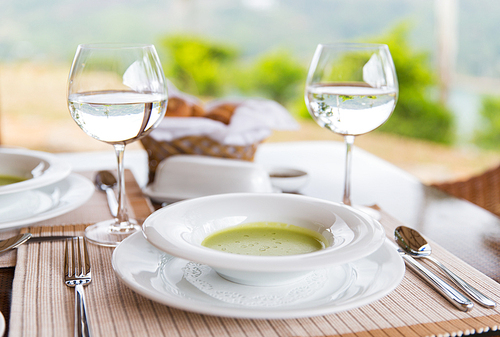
[7, 178, 500, 336]
[0, 170, 151, 268]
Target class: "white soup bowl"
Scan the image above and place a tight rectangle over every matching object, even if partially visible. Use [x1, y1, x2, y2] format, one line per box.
[142, 193, 385, 286]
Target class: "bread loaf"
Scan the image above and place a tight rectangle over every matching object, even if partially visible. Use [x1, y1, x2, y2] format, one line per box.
[165, 97, 192, 117]
[204, 103, 238, 125]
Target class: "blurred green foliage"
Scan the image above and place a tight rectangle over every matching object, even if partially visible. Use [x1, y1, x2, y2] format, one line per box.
[374, 23, 455, 144]
[237, 50, 306, 105]
[158, 24, 455, 144]
[473, 96, 500, 149]
[159, 35, 238, 96]
[159, 37, 306, 106]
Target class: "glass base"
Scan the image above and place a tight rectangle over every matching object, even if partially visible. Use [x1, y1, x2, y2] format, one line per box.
[85, 219, 141, 247]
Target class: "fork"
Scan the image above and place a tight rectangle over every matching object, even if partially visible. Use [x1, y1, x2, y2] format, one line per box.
[64, 237, 92, 337]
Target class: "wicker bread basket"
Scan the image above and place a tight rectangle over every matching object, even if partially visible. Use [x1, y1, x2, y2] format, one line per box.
[141, 97, 259, 184]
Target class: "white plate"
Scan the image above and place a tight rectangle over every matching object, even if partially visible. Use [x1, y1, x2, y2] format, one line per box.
[141, 186, 187, 204]
[0, 173, 94, 230]
[0, 310, 4, 337]
[267, 166, 310, 192]
[0, 148, 72, 195]
[143, 187, 281, 204]
[112, 233, 405, 319]
[0, 189, 56, 222]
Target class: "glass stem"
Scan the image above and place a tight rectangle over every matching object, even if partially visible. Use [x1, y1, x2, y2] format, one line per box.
[343, 135, 355, 206]
[114, 143, 129, 226]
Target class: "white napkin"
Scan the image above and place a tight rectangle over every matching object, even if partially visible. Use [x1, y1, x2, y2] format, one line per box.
[149, 83, 300, 146]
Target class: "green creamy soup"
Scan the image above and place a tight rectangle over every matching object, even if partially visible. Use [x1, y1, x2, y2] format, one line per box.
[201, 222, 328, 256]
[0, 174, 26, 186]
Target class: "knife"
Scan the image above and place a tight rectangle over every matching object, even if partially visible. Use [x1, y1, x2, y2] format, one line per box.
[0, 233, 76, 254]
[28, 235, 76, 243]
[398, 249, 474, 312]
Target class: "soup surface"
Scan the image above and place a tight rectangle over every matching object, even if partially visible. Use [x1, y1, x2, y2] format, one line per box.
[0, 174, 26, 186]
[201, 222, 328, 256]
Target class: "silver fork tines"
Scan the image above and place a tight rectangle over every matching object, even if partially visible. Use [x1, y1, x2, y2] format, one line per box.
[64, 237, 92, 337]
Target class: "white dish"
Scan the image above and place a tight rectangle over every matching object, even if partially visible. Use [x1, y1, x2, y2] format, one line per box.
[182, 261, 355, 307]
[0, 310, 4, 337]
[0, 173, 94, 230]
[141, 187, 188, 204]
[268, 167, 309, 192]
[142, 193, 386, 285]
[0, 189, 56, 222]
[113, 233, 405, 319]
[143, 155, 273, 203]
[0, 147, 72, 195]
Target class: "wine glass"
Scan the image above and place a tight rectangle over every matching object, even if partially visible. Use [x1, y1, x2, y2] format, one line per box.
[68, 44, 168, 246]
[305, 43, 398, 207]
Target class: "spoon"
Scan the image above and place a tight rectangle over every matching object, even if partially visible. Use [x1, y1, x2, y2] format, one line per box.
[395, 225, 496, 308]
[94, 170, 118, 217]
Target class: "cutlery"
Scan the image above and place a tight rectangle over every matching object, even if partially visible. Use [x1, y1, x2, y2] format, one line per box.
[94, 170, 118, 217]
[391, 239, 473, 312]
[64, 237, 92, 337]
[0, 234, 77, 254]
[395, 225, 496, 308]
[25, 235, 76, 243]
[0, 233, 32, 253]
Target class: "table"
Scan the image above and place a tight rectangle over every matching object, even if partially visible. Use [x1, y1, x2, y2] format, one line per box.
[1, 140, 500, 336]
[254, 141, 500, 283]
[58, 140, 500, 283]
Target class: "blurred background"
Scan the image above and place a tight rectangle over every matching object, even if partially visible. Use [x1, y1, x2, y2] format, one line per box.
[1, 0, 500, 184]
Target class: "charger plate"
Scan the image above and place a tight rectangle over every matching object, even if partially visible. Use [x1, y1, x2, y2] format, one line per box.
[0, 173, 94, 229]
[112, 233, 404, 319]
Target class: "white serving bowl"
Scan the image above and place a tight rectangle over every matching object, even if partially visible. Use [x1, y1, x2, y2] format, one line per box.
[268, 167, 309, 192]
[142, 155, 274, 203]
[142, 193, 385, 286]
[0, 147, 72, 195]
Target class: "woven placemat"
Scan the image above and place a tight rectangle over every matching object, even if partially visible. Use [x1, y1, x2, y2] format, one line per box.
[8, 207, 500, 336]
[0, 170, 152, 269]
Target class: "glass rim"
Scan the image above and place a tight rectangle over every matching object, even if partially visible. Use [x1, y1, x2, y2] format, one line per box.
[77, 43, 156, 50]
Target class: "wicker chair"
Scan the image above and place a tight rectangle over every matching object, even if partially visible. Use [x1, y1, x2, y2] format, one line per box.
[431, 164, 500, 217]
